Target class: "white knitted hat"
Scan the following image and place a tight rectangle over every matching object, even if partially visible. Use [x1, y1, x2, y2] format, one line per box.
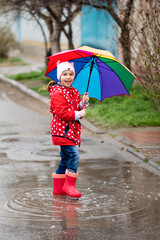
[57, 61, 75, 80]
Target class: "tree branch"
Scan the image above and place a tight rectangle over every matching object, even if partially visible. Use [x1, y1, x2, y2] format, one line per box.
[123, 0, 134, 27]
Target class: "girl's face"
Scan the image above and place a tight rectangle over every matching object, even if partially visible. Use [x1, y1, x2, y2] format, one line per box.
[60, 70, 74, 88]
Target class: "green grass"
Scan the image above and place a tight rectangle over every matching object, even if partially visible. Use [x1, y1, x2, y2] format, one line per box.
[6, 69, 46, 81]
[7, 69, 50, 98]
[0, 57, 25, 64]
[86, 84, 160, 129]
[154, 161, 160, 166]
[7, 70, 160, 129]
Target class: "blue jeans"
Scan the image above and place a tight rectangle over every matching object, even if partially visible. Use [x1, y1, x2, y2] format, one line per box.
[56, 145, 79, 174]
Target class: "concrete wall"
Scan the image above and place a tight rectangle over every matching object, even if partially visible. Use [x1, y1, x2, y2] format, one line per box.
[81, 6, 118, 58]
[0, 7, 118, 58]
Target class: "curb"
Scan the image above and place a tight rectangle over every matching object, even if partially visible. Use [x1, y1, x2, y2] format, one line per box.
[119, 134, 160, 172]
[0, 74, 50, 106]
[107, 130, 160, 172]
[128, 147, 160, 172]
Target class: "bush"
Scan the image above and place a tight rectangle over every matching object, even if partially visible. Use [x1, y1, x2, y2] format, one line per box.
[0, 25, 17, 58]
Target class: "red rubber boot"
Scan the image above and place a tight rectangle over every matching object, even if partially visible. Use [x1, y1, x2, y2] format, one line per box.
[63, 170, 81, 198]
[52, 173, 66, 195]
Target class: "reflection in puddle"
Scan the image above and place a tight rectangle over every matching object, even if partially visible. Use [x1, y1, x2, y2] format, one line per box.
[0, 159, 160, 239]
[53, 195, 81, 229]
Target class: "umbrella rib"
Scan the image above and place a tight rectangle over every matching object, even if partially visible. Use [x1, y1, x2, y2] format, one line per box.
[95, 58, 103, 101]
[97, 58, 132, 94]
[72, 50, 93, 63]
[73, 59, 91, 64]
[96, 61, 116, 71]
[74, 57, 99, 80]
[74, 62, 92, 80]
[73, 49, 93, 57]
[97, 65, 114, 72]
[45, 48, 135, 101]
[95, 58, 130, 99]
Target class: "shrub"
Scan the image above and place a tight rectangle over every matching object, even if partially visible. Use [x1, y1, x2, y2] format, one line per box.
[0, 25, 17, 58]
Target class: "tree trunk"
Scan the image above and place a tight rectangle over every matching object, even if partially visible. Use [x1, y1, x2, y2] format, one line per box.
[120, 27, 131, 69]
[50, 22, 61, 54]
[68, 22, 74, 49]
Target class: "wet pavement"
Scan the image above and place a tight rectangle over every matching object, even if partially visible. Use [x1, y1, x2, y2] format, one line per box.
[1, 81, 160, 240]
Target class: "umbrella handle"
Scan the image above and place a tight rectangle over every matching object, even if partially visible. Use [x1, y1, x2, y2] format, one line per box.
[83, 99, 87, 109]
[82, 92, 89, 109]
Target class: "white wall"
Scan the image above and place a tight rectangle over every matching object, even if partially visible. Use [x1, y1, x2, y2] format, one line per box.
[0, 11, 81, 47]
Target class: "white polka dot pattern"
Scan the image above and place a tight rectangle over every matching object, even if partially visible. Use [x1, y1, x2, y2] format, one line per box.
[49, 85, 81, 146]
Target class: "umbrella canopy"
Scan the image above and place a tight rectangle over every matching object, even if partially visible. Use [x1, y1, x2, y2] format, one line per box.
[45, 46, 136, 102]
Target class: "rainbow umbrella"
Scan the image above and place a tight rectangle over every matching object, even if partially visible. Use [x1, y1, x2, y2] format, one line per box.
[45, 46, 136, 102]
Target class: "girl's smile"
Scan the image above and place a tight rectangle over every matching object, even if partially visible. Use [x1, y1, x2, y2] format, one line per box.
[60, 70, 75, 88]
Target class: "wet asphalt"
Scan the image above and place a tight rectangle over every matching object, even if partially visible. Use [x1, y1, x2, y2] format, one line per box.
[0, 81, 160, 240]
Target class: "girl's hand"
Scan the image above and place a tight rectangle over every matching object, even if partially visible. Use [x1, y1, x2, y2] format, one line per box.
[80, 109, 86, 118]
[82, 92, 89, 105]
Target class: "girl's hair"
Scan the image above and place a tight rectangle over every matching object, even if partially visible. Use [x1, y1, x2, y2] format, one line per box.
[45, 80, 57, 92]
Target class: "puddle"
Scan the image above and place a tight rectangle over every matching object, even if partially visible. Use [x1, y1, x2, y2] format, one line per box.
[0, 159, 160, 239]
[0, 152, 7, 158]
[2, 138, 20, 142]
[6, 188, 53, 220]
[37, 148, 60, 157]
[0, 132, 19, 136]
[37, 148, 86, 157]
[81, 138, 93, 145]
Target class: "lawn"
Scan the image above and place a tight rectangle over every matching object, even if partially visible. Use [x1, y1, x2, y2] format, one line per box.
[7, 70, 160, 129]
[0, 57, 26, 65]
[6, 69, 50, 98]
[86, 84, 160, 129]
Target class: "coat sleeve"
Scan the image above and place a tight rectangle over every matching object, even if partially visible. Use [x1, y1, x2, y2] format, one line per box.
[51, 90, 75, 122]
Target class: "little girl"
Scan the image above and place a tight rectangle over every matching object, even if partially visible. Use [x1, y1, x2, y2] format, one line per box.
[48, 61, 89, 198]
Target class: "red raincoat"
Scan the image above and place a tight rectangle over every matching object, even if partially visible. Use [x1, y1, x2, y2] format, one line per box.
[50, 84, 81, 146]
